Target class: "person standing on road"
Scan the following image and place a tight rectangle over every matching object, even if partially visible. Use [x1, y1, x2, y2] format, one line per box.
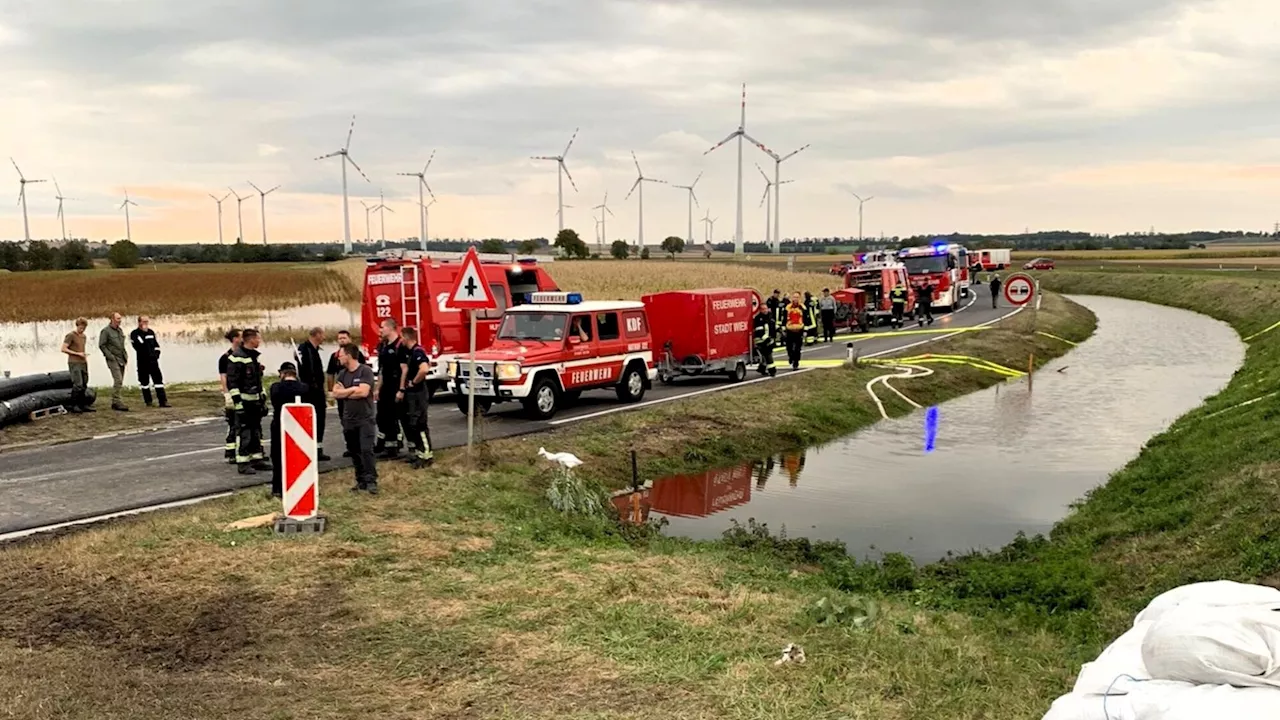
[397, 327, 435, 469]
[989, 274, 1002, 309]
[916, 282, 935, 326]
[802, 291, 819, 346]
[268, 361, 309, 498]
[219, 328, 241, 463]
[818, 288, 837, 342]
[228, 328, 271, 476]
[783, 292, 806, 371]
[752, 303, 777, 376]
[98, 312, 129, 412]
[130, 315, 169, 408]
[296, 327, 331, 462]
[326, 330, 366, 457]
[333, 344, 379, 494]
[889, 283, 909, 329]
[61, 317, 94, 414]
[374, 319, 407, 459]
[766, 289, 784, 344]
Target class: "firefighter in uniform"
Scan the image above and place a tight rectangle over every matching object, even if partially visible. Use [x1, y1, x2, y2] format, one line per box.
[773, 295, 789, 348]
[889, 283, 909, 328]
[268, 362, 309, 498]
[326, 330, 367, 457]
[130, 316, 169, 407]
[802, 292, 819, 346]
[296, 327, 331, 461]
[765, 289, 784, 343]
[752, 304, 777, 376]
[397, 327, 435, 469]
[916, 281, 935, 326]
[227, 328, 270, 475]
[374, 319, 408, 458]
[218, 328, 241, 463]
[783, 292, 806, 370]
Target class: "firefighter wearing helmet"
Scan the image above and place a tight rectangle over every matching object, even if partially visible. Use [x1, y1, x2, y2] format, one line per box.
[889, 282, 909, 329]
[753, 303, 778, 377]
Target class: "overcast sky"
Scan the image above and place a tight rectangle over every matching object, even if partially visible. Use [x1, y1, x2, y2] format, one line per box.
[3, 0, 1280, 246]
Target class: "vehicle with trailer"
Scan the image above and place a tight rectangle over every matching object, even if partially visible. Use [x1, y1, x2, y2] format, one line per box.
[446, 291, 657, 420]
[843, 257, 915, 326]
[897, 242, 971, 311]
[642, 288, 760, 384]
[361, 250, 559, 394]
[973, 248, 1011, 271]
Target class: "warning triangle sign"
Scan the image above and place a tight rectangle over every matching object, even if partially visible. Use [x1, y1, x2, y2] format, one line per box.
[445, 247, 498, 310]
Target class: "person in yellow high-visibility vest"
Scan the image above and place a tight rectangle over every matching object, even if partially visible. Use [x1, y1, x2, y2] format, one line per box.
[783, 292, 807, 370]
[889, 283, 909, 329]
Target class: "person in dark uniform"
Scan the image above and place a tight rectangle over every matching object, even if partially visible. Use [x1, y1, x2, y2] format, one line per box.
[765, 289, 784, 342]
[130, 315, 169, 407]
[889, 283, 909, 328]
[916, 282, 935, 326]
[268, 362, 309, 498]
[802, 292, 819, 346]
[326, 330, 366, 457]
[374, 319, 408, 458]
[218, 328, 242, 464]
[397, 327, 435, 469]
[227, 328, 271, 475]
[333, 344, 379, 494]
[989, 274, 1003, 309]
[752, 303, 777, 376]
[295, 326, 331, 461]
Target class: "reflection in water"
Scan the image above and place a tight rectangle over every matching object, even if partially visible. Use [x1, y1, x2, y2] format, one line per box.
[0, 304, 357, 385]
[650, 296, 1246, 563]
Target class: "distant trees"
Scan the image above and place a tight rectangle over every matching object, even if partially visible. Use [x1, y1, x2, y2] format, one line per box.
[0, 240, 96, 272]
[107, 240, 141, 268]
[517, 239, 539, 255]
[610, 240, 629, 260]
[58, 241, 93, 270]
[480, 238, 507, 254]
[554, 228, 590, 259]
[640, 247, 651, 260]
[660, 236, 685, 259]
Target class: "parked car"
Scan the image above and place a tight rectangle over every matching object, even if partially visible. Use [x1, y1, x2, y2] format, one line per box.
[1023, 257, 1056, 270]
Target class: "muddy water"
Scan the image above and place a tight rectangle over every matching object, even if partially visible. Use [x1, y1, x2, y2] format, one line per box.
[638, 296, 1246, 563]
[0, 304, 358, 386]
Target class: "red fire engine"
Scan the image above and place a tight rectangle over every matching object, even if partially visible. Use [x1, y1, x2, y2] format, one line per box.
[897, 242, 971, 311]
[973, 248, 1011, 272]
[361, 251, 559, 394]
[447, 291, 657, 420]
[843, 253, 915, 325]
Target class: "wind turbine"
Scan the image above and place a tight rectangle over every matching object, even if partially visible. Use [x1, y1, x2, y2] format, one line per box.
[756, 163, 774, 247]
[209, 192, 231, 244]
[700, 208, 712, 245]
[397, 151, 437, 251]
[11, 158, 45, 242]
[228, 186, 250, 243]
[671, 172, 702, 248]
[423, 198, 437, 248]
[248, 181, 279, 244]
[757, 143, 810, 253]
[592, 192, 615, 251]
[315, 115, 370, 254]
[703, 84, 765, 255]
[53, 178, 79, 242]
[624, 152, 666, 250]
[701, 214, 718, 246]
[359, 200, 374, 243]
[531, 129, 579, 235]
[847, 190, 875, 242]
[119, 191, 138, 242]
[374, 190, 394, 247]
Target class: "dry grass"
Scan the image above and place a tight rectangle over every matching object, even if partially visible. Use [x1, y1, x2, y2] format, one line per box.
[547, 260, 831, 299]
[0, 264, 356, 323]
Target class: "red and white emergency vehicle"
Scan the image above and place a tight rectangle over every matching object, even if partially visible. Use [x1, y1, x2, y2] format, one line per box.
[361, 251, 560, 394]
[843, 253, 916, 325]
[446, 291, 657, 420]
[643, 288, 760, 384]
[897, 242, 971, 311]
[972, 248, 1011, 272]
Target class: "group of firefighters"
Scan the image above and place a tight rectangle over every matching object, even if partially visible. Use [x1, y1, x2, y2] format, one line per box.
[218, 319, 435, 497]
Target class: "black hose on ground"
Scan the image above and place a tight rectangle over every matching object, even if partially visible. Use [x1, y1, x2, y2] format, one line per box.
[0, 372, 73, 403]
[0, 387, 97, 427]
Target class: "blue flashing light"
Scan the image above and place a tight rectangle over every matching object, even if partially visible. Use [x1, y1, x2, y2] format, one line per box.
[566, 292, 583, 304]
[923, 406, 939, 453]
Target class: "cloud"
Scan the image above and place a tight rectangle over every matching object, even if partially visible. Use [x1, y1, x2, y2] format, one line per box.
[836, 182, 954, 200]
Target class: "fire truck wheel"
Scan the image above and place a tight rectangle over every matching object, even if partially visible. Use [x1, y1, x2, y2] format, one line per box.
[728, 362, 747, 383]
[658, 372, 675, 385]
[455, 397, 492, 416]
[616, 365, 647, 403]
[523, 375, 561, 419]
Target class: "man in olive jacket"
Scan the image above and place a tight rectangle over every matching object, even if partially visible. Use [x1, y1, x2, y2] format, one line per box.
[98, 312, 129, 411]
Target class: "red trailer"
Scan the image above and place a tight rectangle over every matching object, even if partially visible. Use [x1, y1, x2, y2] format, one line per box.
[832, 288, 871, 332]
[641, 288, 760, 384]
[648, 463, 754, 518]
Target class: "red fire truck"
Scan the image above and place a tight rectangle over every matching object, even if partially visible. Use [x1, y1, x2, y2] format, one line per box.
[446, 291, 657, 419]
[843, 255, 916, 325]
[361, 251, 559, 394]
[973, 248, 1011, 271]
[897, 242, 971, 311]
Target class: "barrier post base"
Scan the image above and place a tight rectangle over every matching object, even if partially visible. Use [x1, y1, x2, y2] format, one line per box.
[274, 515, 327, 535]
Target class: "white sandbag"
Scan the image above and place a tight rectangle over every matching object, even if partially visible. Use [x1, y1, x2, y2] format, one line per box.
[1074, 622, 1153, 695]
[1135, 581, 1280, 626]
[1142, 606, 1280, 689]
[1129, 679, 1280, 720]
[1042, 692, 1135, 720]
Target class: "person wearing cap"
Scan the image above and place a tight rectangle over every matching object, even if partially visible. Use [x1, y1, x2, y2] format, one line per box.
[268, 361, 310, 498]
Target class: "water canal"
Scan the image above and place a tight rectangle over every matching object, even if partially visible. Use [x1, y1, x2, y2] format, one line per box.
[633, 295, 1246, 563]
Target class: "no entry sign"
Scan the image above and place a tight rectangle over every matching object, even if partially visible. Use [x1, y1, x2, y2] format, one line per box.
[281, 402, 319, 520]
[1003, 273, 1036, 306]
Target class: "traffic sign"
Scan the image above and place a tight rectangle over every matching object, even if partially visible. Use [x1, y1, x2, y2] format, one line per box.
[1003, 273, 1036, 306]
[281, 402, 319, 520]
[445, 247, 498, 310]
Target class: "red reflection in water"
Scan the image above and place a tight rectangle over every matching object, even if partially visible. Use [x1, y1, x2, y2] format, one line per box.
[648, 463, 754, 518]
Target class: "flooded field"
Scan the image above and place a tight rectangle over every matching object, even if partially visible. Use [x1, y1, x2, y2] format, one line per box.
[636, 295, 1246, 562]
[0, 304, 358, 386]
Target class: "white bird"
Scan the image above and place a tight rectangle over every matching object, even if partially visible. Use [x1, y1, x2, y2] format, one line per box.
[538, 447, 583, 469]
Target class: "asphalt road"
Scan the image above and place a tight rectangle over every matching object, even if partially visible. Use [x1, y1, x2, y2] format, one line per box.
[0, 291, 1015, 537]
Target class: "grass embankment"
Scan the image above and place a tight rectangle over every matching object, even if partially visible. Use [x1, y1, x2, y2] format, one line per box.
[0, 295, 1097, 720]
[0, 264, 355, 322]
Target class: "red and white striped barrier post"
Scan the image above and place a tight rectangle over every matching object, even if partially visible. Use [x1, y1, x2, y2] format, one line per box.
[280, 400, 321, 526]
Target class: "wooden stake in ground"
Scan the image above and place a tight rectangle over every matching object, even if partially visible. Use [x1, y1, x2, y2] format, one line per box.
[1028, 353, 1034, 392]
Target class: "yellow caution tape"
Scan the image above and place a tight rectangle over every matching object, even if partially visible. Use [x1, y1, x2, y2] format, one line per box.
[842, 326, 992, 342]
[1036, 331, 1078, 346]
[1243, 320, 1280, 343]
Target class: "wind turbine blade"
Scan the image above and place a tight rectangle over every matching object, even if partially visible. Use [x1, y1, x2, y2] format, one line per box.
[266, 185, 280, 194]
[423, 150, 435, 173]
[847, 189, 863, 202]
[760, 185, 770, 207]
[209, 193, 218, 201]
[360, 200, 370, 209]
[315, 151, 342, 160]
[743, 133, 779, 160]
[781, 144, 811, 162]
[29, 179, 46, 184]
[396, 172, 415, 177]
[607, 207, 615, 217]
[344, 115, 356, 152]
[385, 205, 395, 213]
[248, 181, 263, 194]
[221, 193, 230, 202]
[422, 179, 436, 201]
[228, 186, 238, 198]
[15, 189, 22, 206]
[346, 155, 370, 182]
[561, 162, 578, 192]
[531, 155, 558, 161]
[10, 158, 23, 179]
[562, 127, 579, 158]
[53, 178, 62, 196]
[691, 188, 699, 207]
[865, 196, 875, 203]
[691, 171, 703, 189]
[647, 178, 669, 186]
[756, 163, 770, 183]
[624, 177, 641, 200]
[703, 131, 739, 156]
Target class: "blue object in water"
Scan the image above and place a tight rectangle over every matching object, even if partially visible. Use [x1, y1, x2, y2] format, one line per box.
[924, 406, 939, 453]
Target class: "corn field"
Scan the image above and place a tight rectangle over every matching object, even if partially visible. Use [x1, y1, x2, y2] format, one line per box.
[547, 260, 829, 300]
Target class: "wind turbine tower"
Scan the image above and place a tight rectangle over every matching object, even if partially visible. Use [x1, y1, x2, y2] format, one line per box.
[624, 152, 667, 251]
[592, 192, 615, 251]
[11, 158, 46, 242]
[360, 200, 374, 243]
[374, 190, 394, 247]
[315, 115, 370, 254]
[397, 151, 437, 251]
[847, 190, 875, 242]
[248, 181, 280, 244]
[531, 129, 579, 235]
[119, 191, 138, 242]
[759, 143, 810, 252]
[756, 163, 774, 247]
[228, 187, 250, 243]
[54, 178, 78, 242]
[700, 208, 712, 245]
[671, 172, 702, 248]
[701, 214, 718, 246]
[209, 192, 231, 244]
[703, 85, 763, 255]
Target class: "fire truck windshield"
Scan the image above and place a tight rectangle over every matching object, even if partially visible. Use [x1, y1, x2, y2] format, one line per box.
[498, 312, 568, 341]
[900, 254, 950, 275]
